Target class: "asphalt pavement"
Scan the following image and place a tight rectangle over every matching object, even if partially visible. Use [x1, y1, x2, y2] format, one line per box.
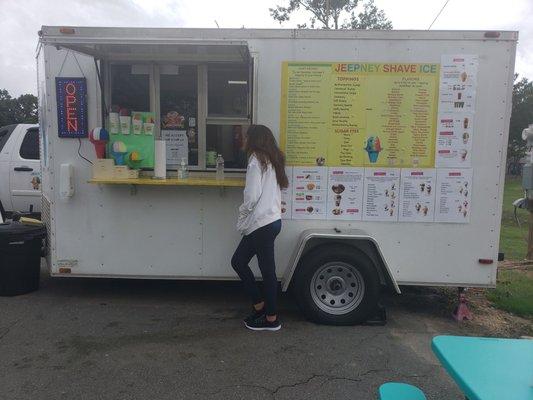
[0, 268, 465, 400]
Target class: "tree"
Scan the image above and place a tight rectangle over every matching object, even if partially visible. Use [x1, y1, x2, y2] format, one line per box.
[270, 0, 392, 30]
[13, 94, 38, 124]
[0, 89, 38, 127]
[508, 75, 533, 174]
[0, 89, 13, 127]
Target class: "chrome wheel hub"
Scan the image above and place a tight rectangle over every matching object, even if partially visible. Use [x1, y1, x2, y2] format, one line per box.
[310, 262, 365, 315]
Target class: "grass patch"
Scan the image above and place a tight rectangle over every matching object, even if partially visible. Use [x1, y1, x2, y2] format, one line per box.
[500, 178, 528, 260]
[486, 268, 533, 318]
[490, 178, 533, 318]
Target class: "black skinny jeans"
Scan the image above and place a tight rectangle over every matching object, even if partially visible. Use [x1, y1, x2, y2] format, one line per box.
[231, 219, 282, 316]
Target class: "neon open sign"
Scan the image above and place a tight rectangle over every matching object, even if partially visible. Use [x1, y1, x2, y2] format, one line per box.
[56, 77, 88, 138]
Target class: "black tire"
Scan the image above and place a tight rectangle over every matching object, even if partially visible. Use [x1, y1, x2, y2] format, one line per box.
[292, 244, 381, 325]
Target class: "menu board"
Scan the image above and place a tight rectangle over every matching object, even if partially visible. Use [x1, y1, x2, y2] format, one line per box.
[280, 62, 440, 168]
[435, 168, 473, 223]
[438, 55, 478, 113]
[291, 167, 327, 219]
[436, 112, 474, 167]
[436, 55, 478, 167]
[326, 168, 364, 220]
[280, 56, 478, 225]
[399, 169, 436, 222]
[281, 167, 293, 220]
[362, 168, 400, 221]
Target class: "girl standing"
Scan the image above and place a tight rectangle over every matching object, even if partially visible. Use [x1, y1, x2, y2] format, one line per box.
[231, 125, 289, 331]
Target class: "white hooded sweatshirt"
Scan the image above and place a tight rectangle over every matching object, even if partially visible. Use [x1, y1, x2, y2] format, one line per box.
[236, 154, 281, 236]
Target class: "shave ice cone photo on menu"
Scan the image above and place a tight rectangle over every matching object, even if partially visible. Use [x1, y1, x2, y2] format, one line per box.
[364, 136, 382, 163]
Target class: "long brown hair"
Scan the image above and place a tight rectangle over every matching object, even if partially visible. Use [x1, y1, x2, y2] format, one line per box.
[245, 125, 289, 189]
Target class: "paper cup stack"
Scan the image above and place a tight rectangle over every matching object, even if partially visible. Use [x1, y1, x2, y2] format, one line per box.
[132, 113, 143, 135]
[144, 115, 155, 135]
[119, 109, 131, 135]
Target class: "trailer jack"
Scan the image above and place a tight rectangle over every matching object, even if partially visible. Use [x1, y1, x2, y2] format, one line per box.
[452, 287, 473, 322]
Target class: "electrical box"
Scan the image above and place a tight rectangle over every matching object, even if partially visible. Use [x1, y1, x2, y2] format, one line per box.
[523, 164, 533, 190]
[59, 163, 74, 198]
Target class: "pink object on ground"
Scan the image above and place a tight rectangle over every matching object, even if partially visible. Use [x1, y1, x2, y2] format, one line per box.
[452, 287, 473, 321]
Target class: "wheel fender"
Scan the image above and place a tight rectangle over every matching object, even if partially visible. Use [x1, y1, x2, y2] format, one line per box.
[281, 229, 400, 294]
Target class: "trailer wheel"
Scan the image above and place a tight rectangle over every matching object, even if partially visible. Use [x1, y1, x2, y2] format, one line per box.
[293, 244, 380, 325]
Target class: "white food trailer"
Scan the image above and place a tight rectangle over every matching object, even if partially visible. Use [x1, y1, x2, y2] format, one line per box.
[36, 27, 517, 324]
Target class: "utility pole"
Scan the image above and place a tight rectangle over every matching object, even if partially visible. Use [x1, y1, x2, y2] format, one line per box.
[326, 0, 330, 29]
[528, 201, 533, 260]
[521, 124, 533, 259]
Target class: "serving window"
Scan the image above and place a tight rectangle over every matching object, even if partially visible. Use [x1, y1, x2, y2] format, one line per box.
[105, 50, 253, 172]
[160, 65, 199, 166]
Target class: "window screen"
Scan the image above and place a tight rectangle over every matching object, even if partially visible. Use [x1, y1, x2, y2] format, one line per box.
[20, 128, 39, 160]
[111, 65, 150, 111]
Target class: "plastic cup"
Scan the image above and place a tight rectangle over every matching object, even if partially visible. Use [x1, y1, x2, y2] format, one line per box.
[109, 113, 120, 134]
[143, 122, 154, 135]
[132, 118, 142, 135]
[119, 116, 131, 135]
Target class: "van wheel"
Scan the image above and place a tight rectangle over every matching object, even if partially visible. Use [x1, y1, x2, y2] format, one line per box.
[293, 244, 380, 325]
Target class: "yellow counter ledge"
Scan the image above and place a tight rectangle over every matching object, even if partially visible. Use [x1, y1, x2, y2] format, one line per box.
[88, 176, 245, 187]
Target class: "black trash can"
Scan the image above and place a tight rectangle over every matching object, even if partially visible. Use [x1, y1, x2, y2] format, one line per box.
[0, 221, 46, 296]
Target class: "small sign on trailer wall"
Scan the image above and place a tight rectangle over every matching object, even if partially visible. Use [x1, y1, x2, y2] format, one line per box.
[55, 77, 88, 138]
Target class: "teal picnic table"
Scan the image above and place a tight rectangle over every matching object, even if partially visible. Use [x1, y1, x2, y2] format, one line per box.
[432, 335, 533, 400]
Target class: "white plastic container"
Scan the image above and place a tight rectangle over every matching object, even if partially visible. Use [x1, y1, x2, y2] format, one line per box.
[153, 139, 166, 179]
[178, 157, 189, 179]
[215, 154, 224, 181]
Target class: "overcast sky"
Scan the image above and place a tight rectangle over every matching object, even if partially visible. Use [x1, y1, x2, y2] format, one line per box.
[1, 0, 531, 97]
